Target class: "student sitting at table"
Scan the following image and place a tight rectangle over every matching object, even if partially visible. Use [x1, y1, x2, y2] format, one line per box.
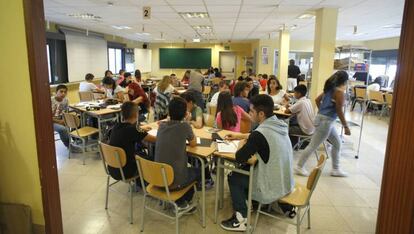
[284, 85, 315, 146]
[267, 76, 290, 105]
[109, 102, 155, 185]
[181, 70, 191, 85]
[134, 69, 142, 84]
[214, 67, 222, 78]
[233, 81, 251, 113]
[102, 76, 125, 103]
[52, 84, 70, 149]
[216, 91, 251, 132]
[154, 97, 200, 211]
[259, 74, 268, 91]
[104, 70, 114, 79]
[229, 76, 244, 95]
[170, 73, 181, 87]
[126, 74, 149, 121]
[79, 73, 105, 93]
[210, 80, 230, 106]
[180, 91, 203, 129]
[246, 77, 259, 99]
[154, 75, 175, 120]
[220, 95, 294, 232]
[116, 69, 126, 87]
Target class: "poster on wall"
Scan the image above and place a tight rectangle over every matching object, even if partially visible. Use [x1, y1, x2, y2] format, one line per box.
[261, 46, 269, 64]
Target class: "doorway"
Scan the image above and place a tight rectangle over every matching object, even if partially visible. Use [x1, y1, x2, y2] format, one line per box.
[219, 52, 236, 79]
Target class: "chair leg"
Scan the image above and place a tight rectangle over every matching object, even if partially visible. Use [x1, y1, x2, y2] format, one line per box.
[68, 143, 72, 159]
[174, 203, 179, 234]
[307, 205, 311, 229]
[140, 194, 146, 232]
[253, 203, 262, 233]
[130, 182, 134, 224]
[296, 207, 301, 234]
[105, 176, 110, 209]
[82, 139, 86, 165]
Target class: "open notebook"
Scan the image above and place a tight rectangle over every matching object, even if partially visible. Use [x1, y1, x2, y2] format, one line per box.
[217, 140, 240, 153]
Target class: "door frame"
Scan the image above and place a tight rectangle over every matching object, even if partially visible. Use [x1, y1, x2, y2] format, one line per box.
[23, 0, 63, 233]
[219, 51, 236, 78]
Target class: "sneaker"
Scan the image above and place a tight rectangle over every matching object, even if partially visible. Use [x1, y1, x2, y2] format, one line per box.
[294, 166, 309, 176]
[330, 169, 348, 177]
[220, 212, 247, 232]
[183, 206, 197, 215]
[205, 178, 214, 190]
[175, 201, 190, 213]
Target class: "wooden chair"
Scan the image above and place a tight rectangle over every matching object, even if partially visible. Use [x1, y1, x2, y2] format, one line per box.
[78, 91, 94, 102]
[136, 156, 200, 234]
[351, 87, 367, 111]
[204, 114, 216, 128]
[253, 155, 327, 234]
[211, 78, 221, 85]
[383, 93, 393, 116]
[368, 91, 386, 116]
[209, 105, 217, 116]
[203, 85, 212, 100]
[99, 142, 139, 224]
[63, 113, 99, 164]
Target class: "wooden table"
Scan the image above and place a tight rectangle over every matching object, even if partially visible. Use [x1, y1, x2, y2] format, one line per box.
[143, 122, 234, 227]
[274, 106, 291, 118]
[213, 149, 257, 233]
[70, 103, 121, 140]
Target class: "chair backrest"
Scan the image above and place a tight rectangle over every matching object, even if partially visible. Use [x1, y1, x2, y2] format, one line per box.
[385, 93, 393, 106]
[211, 78, 221, 85]
[298, 81, 307, 87]
[368, 91, 385, 103]
[136, 156, 174, 187]
[63, 113, 80, 129]
[240, 118, 251, 133]
[209, 105, 217, 116]
[204, 114, 215, 128]
[123, 92, 130, 101]
[99, 142, 127, 169]
[79, 91, 94, 102]
[306, 154, 326, 191]
[355, 87, 367, 99]
[203, 85, 212, 95]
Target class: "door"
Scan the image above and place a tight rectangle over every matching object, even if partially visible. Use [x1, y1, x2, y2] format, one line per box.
[220, 52, 236, 79]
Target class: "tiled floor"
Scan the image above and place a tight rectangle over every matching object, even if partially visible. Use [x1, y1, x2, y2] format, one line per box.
[56, 111, 387, 233]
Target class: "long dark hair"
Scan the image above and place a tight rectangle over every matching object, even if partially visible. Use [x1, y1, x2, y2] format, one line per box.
[267, 76, 282, 94]
[134, 69, 142, 82]
[323, 71, 349, 93]
[217, 91, 237, 128]
[102, 76, 116, 95]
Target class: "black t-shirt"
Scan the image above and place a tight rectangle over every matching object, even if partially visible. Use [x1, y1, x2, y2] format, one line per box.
[288, 65, 301, 78]
[108, 122, 148, 180]
[236, 131, 269, 164]
[248, 86, 259, 99]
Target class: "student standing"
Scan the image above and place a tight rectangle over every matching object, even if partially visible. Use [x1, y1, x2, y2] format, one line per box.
[285, 85, 315, 146]
[134, 69, 142, 84]
[180, 91, 203, 129]
[52, 84, 70, 149]
[267, 76, 290, 105]
[295, 71, 351, 177]
[108, 102, 155, 181]
[188, 70, 205, 110]
[154, 97, 200, 210]
[233, 81, 251, 113]
[215, 92, 251, 132]
[102, 76, 125, 102]
[287, 59, 301, 91]
[220, 95, 294, 231]
[79, 73, 104, 93]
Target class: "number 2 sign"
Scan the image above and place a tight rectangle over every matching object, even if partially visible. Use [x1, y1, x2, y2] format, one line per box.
[143, 6, 151, 19]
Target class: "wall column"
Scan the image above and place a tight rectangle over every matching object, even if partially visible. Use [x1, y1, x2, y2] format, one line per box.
[277, 29, 290, 88]
[310, 8, 338, 101]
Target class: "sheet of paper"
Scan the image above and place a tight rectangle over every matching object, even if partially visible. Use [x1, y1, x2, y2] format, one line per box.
[186, 137, 201, 145]
[147, 129, 158, 136]
[217, 140, 240, 153]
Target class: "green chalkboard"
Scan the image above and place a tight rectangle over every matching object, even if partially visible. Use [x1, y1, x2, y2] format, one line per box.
[159, 48, 211, 69]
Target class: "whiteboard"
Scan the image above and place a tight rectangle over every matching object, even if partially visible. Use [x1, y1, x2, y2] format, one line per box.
[134, 48, 152, 73]
[65, 33, 108, 82]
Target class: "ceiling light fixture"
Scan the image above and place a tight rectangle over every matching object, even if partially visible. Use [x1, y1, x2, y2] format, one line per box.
[383, 24, 402, 29]
[192, 25, 212, 30]
[180, 12, 209, 18]
[193, 38, 201, 43]
[112, 25, 131, 30]
[297, 13, 315, 19]
[68, 13, 101, 20]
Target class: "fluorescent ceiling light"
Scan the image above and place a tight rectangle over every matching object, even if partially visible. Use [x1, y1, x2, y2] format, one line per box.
[297, 13, 315, 19]
[112, 25, 131, 30]
[68, 13, 101, 20]
[136, 32, 151, 36]
[279, 25, 297, 31]
[154, 38, 166, 41]
[192, 25, 212, 30]
[383, 24, 401, 29]
[193, 38, 201, 42]
[180, 12, 209, 18]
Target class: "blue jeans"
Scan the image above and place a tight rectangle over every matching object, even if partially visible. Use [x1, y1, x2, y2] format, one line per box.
[53, 123, 69, 147]
[297, 114, 342, 169]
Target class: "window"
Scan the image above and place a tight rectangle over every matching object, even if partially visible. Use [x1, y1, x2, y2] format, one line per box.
[370, 64, 387, 79]
[125, 48, 135, 72]
[108, 47, 124, 74]
[46, 36, 68, 84]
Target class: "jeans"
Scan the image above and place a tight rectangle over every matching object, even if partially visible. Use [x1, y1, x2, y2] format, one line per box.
[297, 114, 342, 169]
[53, 123, 69, 147]
[228, 172, 249, 217]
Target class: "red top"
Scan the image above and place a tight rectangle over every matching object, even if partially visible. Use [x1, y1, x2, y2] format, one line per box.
[128, 82, 149, 107]
[260, 79, 267, 91]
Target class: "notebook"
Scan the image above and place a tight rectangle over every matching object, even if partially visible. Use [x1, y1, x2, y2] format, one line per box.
[217, 140, 240, 153]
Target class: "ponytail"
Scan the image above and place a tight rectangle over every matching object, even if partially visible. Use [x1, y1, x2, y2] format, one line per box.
[323, 71, 349, 93]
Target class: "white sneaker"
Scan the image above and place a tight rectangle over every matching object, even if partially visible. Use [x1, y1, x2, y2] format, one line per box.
[331, 169, 348, 177]
[294, 166, 309, 176]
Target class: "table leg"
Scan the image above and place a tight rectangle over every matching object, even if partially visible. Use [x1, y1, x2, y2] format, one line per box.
[219, 159, 224, 209]
[214, 157, 221, 224]
[246, 166, 254, 234]
[195, 156, 206, 228]
[97, 117, 102, 141]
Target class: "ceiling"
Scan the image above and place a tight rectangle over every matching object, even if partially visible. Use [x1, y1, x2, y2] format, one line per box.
[43, 0, 405, 43]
